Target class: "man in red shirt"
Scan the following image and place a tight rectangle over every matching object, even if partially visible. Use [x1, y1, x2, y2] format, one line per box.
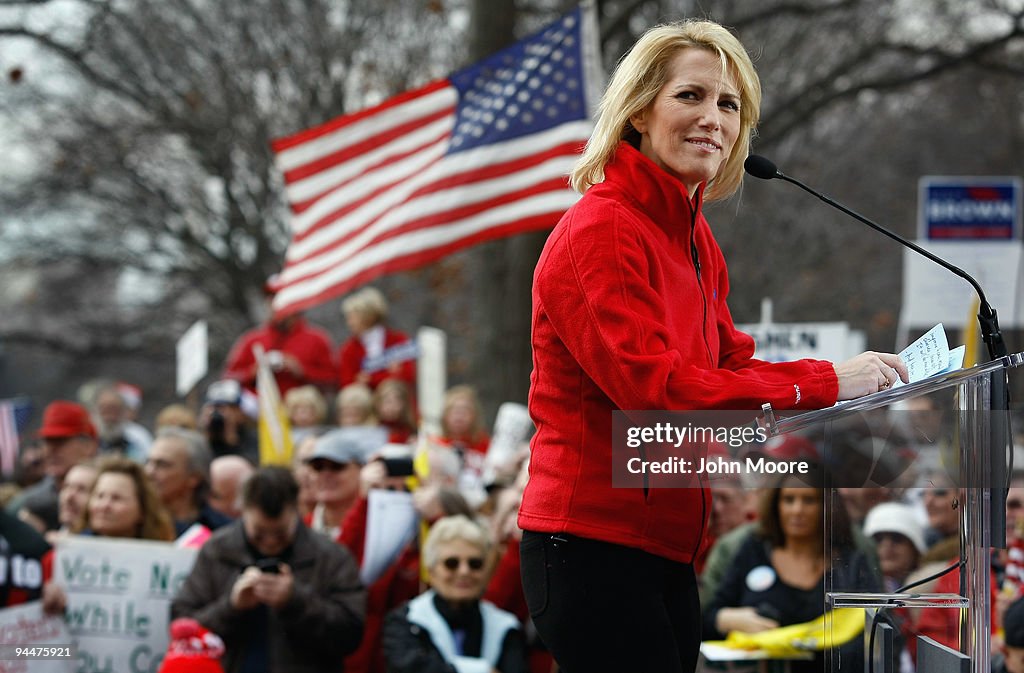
[223, 277, 336, 397]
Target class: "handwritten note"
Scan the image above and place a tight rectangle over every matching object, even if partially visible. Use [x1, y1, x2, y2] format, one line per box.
[891, 323, 963, 390]
[834, 323, 965, 406]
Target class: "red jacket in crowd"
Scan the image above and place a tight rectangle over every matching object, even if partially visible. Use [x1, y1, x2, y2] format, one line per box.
[336, 495, 420, 673]
[338, 327, 417, 391]
[223, 316, 336, 396]
[519, 142, 839, 564]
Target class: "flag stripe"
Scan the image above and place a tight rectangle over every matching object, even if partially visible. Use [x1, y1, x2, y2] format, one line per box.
[275, 203, 573, 316]
[286, 173, 573, 286]
[282, 151, 580, 276]
[278, 190, 576, 308]
[270, 6, 598, 316]
[287, 120, 590, 258]
[290, 111, 579, 236]
[283, 106, 455, 189]
[286, 113, 455, 211]
[289, 130, 451, 238]
[272, 79, 454, 160]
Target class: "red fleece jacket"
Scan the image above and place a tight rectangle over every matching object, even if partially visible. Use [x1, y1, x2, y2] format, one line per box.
[518, 142, 839, 563]
[223, 316, 336, 396]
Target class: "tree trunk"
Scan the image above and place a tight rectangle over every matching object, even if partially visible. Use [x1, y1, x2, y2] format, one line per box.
[464, 0, 542, 422]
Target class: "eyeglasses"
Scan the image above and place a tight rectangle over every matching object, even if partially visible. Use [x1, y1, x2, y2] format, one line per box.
[308, 459, 350, 473]
[441, 556, 485, 571]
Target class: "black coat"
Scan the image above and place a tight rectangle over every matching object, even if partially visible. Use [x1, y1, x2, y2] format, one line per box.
[382, 592, 529, 673]
[171, 519, 366, 673]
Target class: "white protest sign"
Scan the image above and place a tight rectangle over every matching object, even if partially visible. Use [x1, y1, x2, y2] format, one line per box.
[0, 601, 74, 673]
[416, 327, 447, 437]
[54, 536, 197, 673]
[361, 489, 418, 587]
[900, 240, 1023, 328]
[735, 322, 858, 363]
[736, 298, 861, 364]
[175, 320, 208, 397]
[483, 402, 533, 484]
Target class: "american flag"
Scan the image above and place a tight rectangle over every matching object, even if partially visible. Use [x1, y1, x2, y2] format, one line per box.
[0, 398, 32, 478]
[270, 5, 601, 315]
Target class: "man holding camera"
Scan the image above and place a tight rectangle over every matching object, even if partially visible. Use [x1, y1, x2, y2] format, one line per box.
[172, 466, 366, 672]
[200, 380, 259, 466]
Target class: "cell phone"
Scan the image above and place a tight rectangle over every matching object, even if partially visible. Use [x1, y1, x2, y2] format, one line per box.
[379, 455, 416, 477]
[255, 558, 281, 574]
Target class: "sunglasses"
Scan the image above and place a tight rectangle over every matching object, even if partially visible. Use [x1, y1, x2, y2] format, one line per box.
[441, 556, 485, 572]
[308, 459, 350, 473]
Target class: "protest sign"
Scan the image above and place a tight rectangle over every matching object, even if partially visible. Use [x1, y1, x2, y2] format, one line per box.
[53, 536, 197, 673]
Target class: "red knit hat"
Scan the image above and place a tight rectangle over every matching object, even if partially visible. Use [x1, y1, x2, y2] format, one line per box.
[157, 618, 225, 673]
[38, 401, 97, 439]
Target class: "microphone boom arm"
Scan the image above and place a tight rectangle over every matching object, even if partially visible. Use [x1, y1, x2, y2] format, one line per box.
[775, 171, 1008, 359]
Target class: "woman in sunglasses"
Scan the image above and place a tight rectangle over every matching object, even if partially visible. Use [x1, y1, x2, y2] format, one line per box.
[382, 515, 528, 673]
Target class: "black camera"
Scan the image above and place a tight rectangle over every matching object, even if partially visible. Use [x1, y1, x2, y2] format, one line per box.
[207, 409, 226, 441]
[378, 455, 415, 477]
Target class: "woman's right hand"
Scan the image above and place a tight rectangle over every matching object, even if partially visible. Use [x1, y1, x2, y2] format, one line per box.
[42, 582, 67, 615]
[834, 351, 908, 401]
[715, 606, 780, 634]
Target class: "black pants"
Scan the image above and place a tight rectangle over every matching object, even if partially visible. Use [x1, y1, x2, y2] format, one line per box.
[520, 530, 701, 673]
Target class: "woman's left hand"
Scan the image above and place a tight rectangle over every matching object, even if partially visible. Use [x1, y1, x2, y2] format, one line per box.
[834, 352, 908, 401]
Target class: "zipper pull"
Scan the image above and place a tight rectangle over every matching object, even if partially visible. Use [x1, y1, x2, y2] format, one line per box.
[691, 242, 701, 280]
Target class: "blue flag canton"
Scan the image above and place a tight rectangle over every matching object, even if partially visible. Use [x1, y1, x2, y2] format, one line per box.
[448, 8, 588, 154]
[2, 398, 32, 432]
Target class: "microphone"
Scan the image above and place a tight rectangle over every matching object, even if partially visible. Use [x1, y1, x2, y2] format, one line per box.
[745, 154, 1013, 548]
[743, 154, 1008, 360]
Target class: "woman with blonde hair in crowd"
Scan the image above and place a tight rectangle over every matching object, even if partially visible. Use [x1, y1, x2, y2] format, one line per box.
[76, 455, 175, 540]
[383, 515, 528, 673]
[43, 455, 175, 614]
[432, 385, 491, 509]
[155, 403, 199, 431]
[373, 379, 417, 444]
[336, 383, 377, 427]
[337, 286, 416, 391]
[285, 385, 328, 445]
[285, 385, 328, 428]
[437, 385, 490, 456]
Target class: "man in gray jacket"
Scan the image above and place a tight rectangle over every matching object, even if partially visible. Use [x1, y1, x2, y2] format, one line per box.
[172, 466, 366, 672]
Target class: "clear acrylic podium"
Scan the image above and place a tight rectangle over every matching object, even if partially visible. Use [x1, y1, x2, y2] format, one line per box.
[760, 351, 1024, 672]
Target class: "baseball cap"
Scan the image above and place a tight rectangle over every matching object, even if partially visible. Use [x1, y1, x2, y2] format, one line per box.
[206, 380, 242, 406]
[39, 401, 97, 439]
[863, 502, 927, 553]
[308, 427, 388, 466]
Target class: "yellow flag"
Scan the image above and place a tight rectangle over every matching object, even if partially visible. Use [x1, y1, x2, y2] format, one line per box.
[703, 608, 866, 657]
[963, 296, 981, 368]
[254, 344, 294, 466]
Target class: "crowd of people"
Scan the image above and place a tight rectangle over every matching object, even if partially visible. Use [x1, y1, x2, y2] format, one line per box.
[0, 280, 542, 673]
[3, 14, 1024, 673]
[1, 277, 1022, 673]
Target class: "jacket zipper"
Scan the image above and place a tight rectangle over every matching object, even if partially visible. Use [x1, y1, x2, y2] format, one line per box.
[688, 202, 714, 367]
[687, 195, 710, 557]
